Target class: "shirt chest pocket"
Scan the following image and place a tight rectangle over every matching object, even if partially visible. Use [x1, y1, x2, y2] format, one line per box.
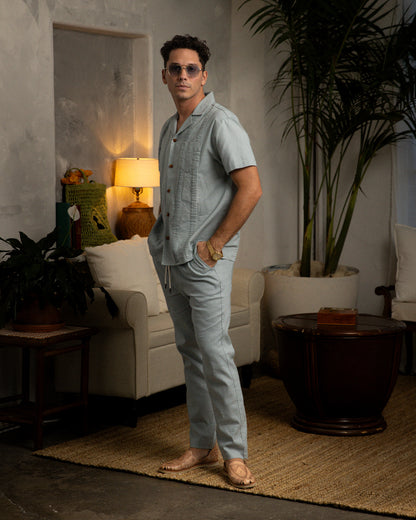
[177, 136, 201, 204]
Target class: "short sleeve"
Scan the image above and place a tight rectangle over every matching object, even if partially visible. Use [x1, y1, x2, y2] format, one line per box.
[212, 116, 257, 174]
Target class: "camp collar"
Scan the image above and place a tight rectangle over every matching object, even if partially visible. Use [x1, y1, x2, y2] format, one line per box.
[174, 92, 215, 135]
[191, 91, 215, 116]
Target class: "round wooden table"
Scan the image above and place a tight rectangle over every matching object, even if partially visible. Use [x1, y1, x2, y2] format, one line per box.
[273, 313, 405, 436]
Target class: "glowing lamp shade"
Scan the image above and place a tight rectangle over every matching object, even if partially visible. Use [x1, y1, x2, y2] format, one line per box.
[115, 158, 159, 189]
[114, 158, 160, 239]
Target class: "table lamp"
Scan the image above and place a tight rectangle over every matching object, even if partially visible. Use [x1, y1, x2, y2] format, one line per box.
[115, 157, 160, 238]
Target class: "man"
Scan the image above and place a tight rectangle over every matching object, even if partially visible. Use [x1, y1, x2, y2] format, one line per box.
[148, 34, 262, 489]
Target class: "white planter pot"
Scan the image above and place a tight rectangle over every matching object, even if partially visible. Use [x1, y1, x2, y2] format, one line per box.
[264, 264, 359, 319]
[260, 264, 360, 372]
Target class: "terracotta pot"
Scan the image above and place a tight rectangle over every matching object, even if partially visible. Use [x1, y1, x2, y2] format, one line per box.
[13, 299, 64, 332]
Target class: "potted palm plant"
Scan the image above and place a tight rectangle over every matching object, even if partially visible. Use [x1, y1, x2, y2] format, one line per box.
[242, 0, 416, 329]
[0, 227, 116, 331]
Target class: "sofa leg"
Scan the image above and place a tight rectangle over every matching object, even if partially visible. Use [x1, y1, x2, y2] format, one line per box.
[239, 364, 253, 388]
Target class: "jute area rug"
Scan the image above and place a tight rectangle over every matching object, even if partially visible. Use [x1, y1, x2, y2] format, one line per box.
[35, 375, 416, 518]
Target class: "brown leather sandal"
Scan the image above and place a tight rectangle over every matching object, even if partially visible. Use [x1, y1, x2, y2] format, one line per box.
[158, 446, 219, 474]
[224, 458, 256, 489]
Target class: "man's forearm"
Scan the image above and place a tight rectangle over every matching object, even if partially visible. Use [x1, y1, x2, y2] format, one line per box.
[197, 166, 262, 266]
[210, 189, 261, 251]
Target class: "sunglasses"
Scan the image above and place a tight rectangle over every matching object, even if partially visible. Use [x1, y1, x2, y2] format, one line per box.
[165, 63, 203, 78]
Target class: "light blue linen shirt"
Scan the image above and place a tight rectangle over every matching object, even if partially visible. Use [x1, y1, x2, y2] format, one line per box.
[148, 92, 256, 266]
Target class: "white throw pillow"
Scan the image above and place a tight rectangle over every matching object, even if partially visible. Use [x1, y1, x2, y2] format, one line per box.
[395, 223, 416, 301]
[85, 236, 161, 316]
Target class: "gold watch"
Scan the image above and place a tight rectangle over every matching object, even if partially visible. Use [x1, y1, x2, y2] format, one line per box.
[207, 239, 223, 261]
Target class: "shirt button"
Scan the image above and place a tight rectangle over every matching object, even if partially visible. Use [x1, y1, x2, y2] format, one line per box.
[173, 138, 177, 142]
[167, 189, 171, 193]
[166, 236, 170, 240]
[169, 164, 173, 168]
[166, 212, 170, 217]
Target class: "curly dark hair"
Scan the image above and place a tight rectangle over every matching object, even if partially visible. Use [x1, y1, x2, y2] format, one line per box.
[160, 34, 211, 69]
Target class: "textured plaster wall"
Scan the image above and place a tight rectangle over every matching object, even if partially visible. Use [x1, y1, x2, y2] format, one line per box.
[53, 27, 149, 226]
[54, 29, 136, 190]
[340, 148, 395, 314]
[0, 0, 55, 239]
[230, 0, 299, 271]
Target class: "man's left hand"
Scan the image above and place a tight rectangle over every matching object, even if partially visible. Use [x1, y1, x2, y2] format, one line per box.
[197, 241, 217, 267]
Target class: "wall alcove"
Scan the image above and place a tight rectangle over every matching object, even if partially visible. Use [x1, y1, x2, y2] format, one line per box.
[53, 25, 153, 232]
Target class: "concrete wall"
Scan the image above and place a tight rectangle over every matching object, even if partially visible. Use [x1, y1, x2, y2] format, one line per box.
[0, 0, 395, 314]
[229, 0, 299, 272]
[0, 0, 56, 238]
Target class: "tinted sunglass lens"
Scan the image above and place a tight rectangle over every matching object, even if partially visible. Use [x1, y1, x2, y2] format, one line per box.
[186, 65, 199, 77]
[168, 64, 182, 76]
[167, 64, 201, 77]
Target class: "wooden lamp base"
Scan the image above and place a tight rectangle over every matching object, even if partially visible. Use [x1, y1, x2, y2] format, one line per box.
[116, 202, 156, 239]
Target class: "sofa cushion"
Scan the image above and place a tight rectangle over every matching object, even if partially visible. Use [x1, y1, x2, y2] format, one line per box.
[392, 298, 416, 322]
[395, 223, 416, 301]
[148, 312, 175, 348]
[85, 235, 161, 316]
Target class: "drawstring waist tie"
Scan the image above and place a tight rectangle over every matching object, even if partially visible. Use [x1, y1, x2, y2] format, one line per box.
[164, 265, 172, 291]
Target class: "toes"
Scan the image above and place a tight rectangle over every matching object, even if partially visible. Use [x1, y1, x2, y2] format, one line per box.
[224, 459, 256, 489]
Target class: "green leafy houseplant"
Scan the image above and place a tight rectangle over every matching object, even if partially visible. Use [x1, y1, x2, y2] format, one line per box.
[0, 228, 116, 329]
[242, 0, 416, 276]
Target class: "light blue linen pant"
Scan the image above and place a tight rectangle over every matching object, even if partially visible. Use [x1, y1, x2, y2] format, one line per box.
[152, 248, 248, 460]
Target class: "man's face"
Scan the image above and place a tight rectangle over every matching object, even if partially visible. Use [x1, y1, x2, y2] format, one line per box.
[162, 48, 207, 104]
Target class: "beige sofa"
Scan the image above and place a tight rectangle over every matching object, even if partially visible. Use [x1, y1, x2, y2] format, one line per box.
[56, 267, 265, 400]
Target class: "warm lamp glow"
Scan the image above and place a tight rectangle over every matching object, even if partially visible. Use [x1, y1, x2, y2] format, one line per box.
[115, 158, 159, 188]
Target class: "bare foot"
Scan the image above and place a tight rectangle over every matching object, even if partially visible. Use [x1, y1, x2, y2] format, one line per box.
[158, 446, 219, 473]
[224, 458, 256, 489]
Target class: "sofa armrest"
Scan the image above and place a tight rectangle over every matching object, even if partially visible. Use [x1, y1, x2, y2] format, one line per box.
[64, 287, 150, 399]
[232, 268, 265, 307]
[66, 288, 148, 329]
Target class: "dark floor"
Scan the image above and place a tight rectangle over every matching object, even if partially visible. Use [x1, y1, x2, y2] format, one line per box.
[0, 385, 404, 520]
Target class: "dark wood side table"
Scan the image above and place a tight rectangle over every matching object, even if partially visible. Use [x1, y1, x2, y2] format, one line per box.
[0, 325, 96, 449]
[273, 313, 405, 436]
